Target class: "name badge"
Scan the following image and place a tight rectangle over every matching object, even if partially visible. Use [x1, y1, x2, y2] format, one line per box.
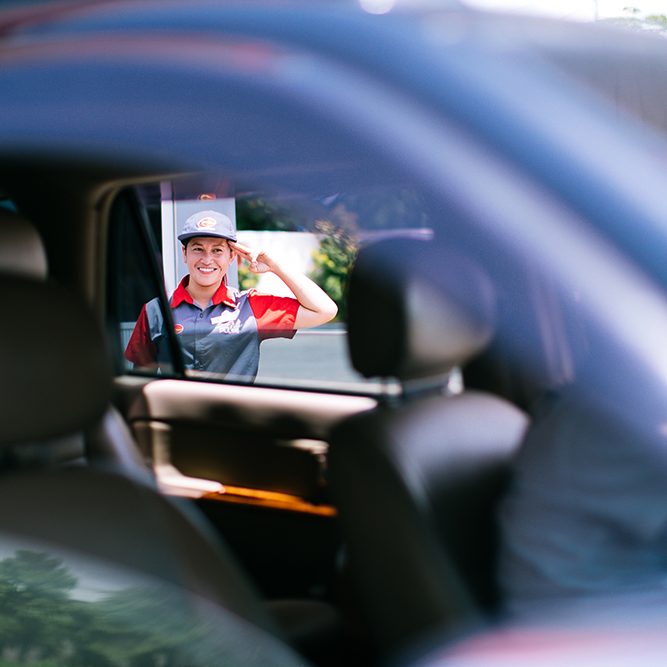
[211, 314, 241, 334]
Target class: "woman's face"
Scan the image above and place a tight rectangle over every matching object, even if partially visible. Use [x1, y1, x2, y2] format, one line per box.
[182, 236, 235, 289]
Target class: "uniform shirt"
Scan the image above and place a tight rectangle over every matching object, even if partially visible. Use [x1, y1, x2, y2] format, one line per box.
[125, 276, 299, 379]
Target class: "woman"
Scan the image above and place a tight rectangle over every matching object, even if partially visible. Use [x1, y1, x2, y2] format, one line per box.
[125, 209, 337, 379]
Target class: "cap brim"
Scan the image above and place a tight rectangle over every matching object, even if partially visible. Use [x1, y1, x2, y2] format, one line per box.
[178, 232, 237, 243]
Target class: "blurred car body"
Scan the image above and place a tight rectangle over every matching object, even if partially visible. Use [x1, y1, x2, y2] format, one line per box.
[0, 0, 667, 665]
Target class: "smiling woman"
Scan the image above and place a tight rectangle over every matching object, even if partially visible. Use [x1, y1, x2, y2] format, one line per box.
[116, 177, 430, 391]
[125, 207, 337, 380]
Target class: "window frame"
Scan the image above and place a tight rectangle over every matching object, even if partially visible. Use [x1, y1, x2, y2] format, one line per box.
[106, 186, 186, 379]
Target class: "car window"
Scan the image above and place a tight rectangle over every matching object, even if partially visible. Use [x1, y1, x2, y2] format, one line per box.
[107, 175, 437, 394]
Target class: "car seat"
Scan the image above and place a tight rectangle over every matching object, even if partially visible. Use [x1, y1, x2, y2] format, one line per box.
[0, 206, 48, 279]
[0, 210, 332, 665]
[0, 207, 150, 480]
[327, 237, 529, 661]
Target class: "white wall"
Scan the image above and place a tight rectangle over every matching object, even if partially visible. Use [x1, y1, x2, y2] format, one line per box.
[236, 230, 320, 296]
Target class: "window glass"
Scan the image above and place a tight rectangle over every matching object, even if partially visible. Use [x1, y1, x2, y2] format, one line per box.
[109, 174, 434, 393]
[107, 189, 178, 376]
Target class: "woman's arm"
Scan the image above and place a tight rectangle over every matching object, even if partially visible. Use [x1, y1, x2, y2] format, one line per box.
[230, 241, 338, 328]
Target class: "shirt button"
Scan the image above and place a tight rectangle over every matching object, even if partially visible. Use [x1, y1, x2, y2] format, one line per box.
[199, 312, 204, 319]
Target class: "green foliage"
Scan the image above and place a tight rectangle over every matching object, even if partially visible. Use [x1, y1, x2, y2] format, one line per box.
[237, 188, 430, 234]
[0, 550, 77, 595]
[309, 215, 359, 322]
[236, 189, 431, 320]
[84, 586, 212, 666]
[0, 550, 80, 663]
[602, 7, 667, 33]
[236, 197, 306, 231]
[237, 262, 260, 291]
[646, 14, 667, 28]
[0, 549, 289, 667]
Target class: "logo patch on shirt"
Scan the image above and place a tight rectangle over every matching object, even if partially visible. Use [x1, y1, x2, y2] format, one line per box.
[174, 324, 184, 334]
[211, 314, 242, 334]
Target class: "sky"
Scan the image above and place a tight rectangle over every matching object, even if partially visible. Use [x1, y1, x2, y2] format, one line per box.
[460, 0, 667, 22]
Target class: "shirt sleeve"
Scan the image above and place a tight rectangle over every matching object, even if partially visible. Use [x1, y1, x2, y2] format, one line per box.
[248, 292, 300, 341]
[124, 304, 158, 367]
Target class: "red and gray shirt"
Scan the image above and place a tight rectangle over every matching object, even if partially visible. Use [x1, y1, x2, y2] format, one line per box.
[125, 276, 299, 379]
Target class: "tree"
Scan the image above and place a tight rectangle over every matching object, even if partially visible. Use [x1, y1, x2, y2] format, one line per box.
[237, 262, 260, 291]
[83, 586, 206, 666]
[236, 197, 306, 232]
[237, 188, 431, 315]
[0, 550, 79, 662]
[309, 214, 359, 322]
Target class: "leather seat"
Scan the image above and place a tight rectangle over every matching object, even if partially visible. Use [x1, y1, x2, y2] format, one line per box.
[328, 238, 529, 660]
[0, 207, 150, 480]
[0, 270, 308, 664]
[0, 206, 48, 279]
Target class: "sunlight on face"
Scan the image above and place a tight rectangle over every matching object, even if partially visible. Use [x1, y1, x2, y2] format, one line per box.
[182, 237, 234, 289]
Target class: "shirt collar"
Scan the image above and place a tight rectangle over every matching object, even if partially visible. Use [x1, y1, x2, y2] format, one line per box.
[170, 276, 237, 309]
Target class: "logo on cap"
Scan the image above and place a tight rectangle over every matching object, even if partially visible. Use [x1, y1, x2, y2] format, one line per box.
[196, 217, 217, 230]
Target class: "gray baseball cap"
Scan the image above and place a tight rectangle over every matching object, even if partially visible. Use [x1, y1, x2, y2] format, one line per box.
[178, 210, 237, 244]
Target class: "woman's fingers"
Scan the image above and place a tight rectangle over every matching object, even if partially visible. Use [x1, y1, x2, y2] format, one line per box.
[230, 241, 261, 264]
[229, 240, 248, 253]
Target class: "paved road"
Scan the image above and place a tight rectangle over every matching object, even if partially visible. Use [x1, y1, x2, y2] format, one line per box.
[257, 326, 361, 384]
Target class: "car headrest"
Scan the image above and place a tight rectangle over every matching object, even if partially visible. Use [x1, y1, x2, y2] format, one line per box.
[0, 208, 48, 279]
[346, 238, 495, 382]
[0, 275, 112, 445]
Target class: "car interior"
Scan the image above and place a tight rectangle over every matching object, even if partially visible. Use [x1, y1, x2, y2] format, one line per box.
[0, 198, 344, 666]
[3, 2, 667, 667]
[327, 237, 529, 661]
[0, 161, 559, 667]
[0, 46, 616, 663]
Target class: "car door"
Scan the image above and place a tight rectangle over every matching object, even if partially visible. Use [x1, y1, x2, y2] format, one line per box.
[105, 181, 389, 602]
